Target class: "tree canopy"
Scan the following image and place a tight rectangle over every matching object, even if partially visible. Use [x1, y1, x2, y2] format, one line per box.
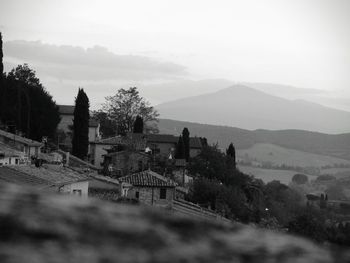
[101, 87, 159, 136]
[0, 64, 60, 140]
[72, 88, 90, 159]
[133, 115, 144, 133]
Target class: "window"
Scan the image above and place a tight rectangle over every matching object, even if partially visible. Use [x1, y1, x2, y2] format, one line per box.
[135, 191, 139, 199]
[72, 189, 82, 196]
[160, 188, 167, 199]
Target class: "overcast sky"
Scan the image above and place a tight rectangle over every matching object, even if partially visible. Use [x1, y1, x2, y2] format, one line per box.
[1, 0, 350, 108]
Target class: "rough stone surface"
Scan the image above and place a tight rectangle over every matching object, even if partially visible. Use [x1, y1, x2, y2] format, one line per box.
[0, 183, 348, 263]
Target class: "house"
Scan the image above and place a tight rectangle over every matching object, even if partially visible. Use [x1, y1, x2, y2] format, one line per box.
[0, 129, 42, 158]
[91, 133, 203, 170]
[102, 151, 150, 177]
[147, 134, 203, 158]
[118, 170, 176, 208]
[0, 164, 90, 198]
[57, 105, 101, 149]
[0, 142, 27, 165]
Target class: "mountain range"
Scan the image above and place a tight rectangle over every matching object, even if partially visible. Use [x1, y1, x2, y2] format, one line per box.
[156, 85, 350, 134]
[157, 118, 350, 161]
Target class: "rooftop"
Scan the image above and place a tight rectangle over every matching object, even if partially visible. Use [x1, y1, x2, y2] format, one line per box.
[5, 165, 89, 187]
[119, 170, 176, 187]
[0, 143, 25, 157]
[0, 129, 43, 147]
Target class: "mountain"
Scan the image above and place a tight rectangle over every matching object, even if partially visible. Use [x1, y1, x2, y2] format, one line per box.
[157, 118, 350, 160]
[156, 85, 350, 134]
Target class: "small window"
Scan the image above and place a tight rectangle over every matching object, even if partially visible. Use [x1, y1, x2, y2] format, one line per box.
[72, 189, 82, 196]
[160, 188, 166, 199]
[135, 191, 139, 199]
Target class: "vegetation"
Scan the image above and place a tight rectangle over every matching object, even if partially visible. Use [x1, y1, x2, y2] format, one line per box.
[133, 115, 144, 133]
[97, 87, 159, 136]
[292, 173, 308, 185]
[175, 135, 185, 159]
[72, 88, 90, 159]
[0, 63, 60, 140]
[182, 128, 190, 161]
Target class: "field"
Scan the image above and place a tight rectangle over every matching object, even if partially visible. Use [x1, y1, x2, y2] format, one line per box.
[237, 143, 350, 168]
[238, 165, 316, 185]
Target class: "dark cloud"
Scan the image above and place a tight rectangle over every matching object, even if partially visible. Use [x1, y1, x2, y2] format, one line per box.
[3, 40, 187, 81]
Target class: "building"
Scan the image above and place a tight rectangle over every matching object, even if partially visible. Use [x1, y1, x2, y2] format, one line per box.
[0, 129, 42, 158]
[90, 133, 203, 170]
[118, 170, 176, 208]
[57, 105, 101, 149]
[0, 164, 90, 198]
[103, 151, 150, 177]
[0, 142, 27, 165]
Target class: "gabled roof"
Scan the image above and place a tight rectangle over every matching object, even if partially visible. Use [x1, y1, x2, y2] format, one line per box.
[0, 143, 25, 157]
[0, 129, 43, 147]
[92, 136, 124, 145]
[58, 105, 75, 115]
[6, 165, 89, 187]
[119, 170, 176, 187]
[0, 166, 49, 187]
[147, 134, 178, 144]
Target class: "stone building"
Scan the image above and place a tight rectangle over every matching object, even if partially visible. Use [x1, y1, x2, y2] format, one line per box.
[103, 151, 150, 177]
[0, 129, 42, 159]
[57, 105, 101, 150]
[0, 164, 90, 198]
[119, 170, 176, 208]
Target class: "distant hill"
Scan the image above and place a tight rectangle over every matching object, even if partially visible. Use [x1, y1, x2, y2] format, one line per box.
[158, 119, 350, 160]
[156, 85, 350, 134]
[238, 143, 350, 168]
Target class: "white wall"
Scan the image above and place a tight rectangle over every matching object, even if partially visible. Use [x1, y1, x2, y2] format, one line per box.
[59, 181, 89, 198]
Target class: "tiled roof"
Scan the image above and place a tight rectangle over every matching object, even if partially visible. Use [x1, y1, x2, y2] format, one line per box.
[92, 136, 124, 145]
[0, 166, 50, 187]
[147, 134, 203, 149]
[58, 105, 75, 115]
[6, 165, 89, 186]
[119, 170, 176, 187]
[0, 143, 24, 157]
[189, 137, 203, 149]
[147, 134, 178, 144]
[0, 129, 43, 147]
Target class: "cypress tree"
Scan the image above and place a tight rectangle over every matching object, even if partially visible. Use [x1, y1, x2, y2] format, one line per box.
[133, 115, 144, 133]
[72, 88, 90, 159]
[226, 143, 236, 170]
[0, 32, 3, 77]
[175, 135, 185, 159]
[182, 127, 190, 161]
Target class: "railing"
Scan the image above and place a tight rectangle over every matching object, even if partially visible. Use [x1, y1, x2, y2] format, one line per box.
[172, 199, 230, 222]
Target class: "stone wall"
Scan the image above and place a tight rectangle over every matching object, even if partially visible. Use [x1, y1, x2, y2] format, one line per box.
[0, 182, 348, 263]
[127, 186, 175, 208]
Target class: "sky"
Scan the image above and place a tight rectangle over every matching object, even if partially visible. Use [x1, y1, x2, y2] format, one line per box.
[0, 0, 350, 109]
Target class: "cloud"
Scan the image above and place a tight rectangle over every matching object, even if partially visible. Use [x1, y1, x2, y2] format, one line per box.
[3, 40, 187, 81]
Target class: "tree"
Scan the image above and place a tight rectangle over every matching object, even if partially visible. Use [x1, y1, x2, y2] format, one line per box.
[72, 88, 90, 159]
[226, 143, 236, 170]
[3, 64, 60, 140]
[102, 87, 159, 135]
[91, 111, 117, 138]
[175, 135, 185, 159]
[0, 32, 3, 77]
[182, 128, 190, 161]
[292, 174, 308, 185]
[133, 115, 144, 133]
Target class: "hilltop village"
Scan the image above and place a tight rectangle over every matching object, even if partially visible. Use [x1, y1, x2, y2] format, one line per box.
[1, 32, 350, 247]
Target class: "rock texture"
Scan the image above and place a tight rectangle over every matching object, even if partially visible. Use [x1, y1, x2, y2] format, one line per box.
[0, 183, 348, 263]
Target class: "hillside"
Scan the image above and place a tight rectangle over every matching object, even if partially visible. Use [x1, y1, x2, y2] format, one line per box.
[156, 85, 350, 134]
[238, 143, 350, 168]
[158, 119, 350, 160]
